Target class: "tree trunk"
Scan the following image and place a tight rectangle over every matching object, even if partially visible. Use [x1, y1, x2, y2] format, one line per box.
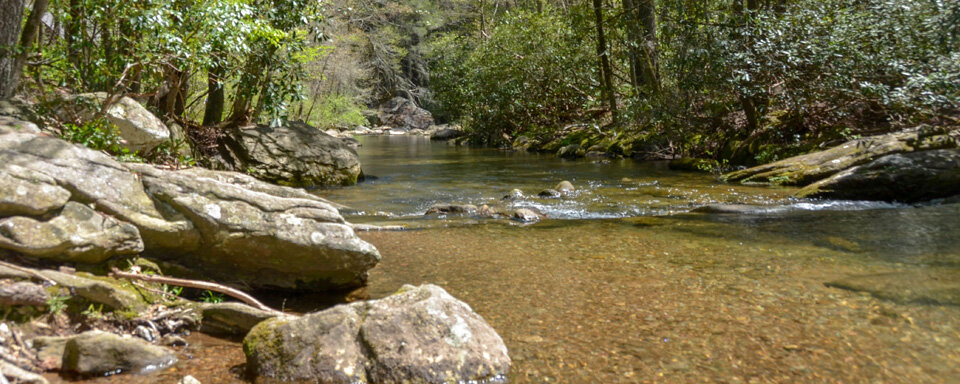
[66, 0, 83, 85]
[592, 0, 618, 123]
[9, 0, 48, 96]
[637, 0, 659, 93]
[0, 0, 26, 98]
[622, 0, 641, 90]
[202, 63, 225, 126]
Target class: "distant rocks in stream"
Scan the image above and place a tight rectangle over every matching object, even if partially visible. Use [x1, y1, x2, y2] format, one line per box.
[244, 284, 510, 384]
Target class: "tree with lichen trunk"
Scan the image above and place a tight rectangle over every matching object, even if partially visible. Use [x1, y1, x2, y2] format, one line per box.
[0, 0, 25, 98]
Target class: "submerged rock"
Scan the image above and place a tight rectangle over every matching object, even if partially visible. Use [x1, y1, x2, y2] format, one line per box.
[62, 331, 177, 375]
[244, 284, 510, 383]
[0, 202, 143, 264]
[502, 189, 525, 201]
[796, 149, 960, 202]
[215, 121, 362, 187]
[691, 204, 764, 214]
[826, 269, 960, 306]
[425, 203, 479, 216]
[723, 126, 959, 185]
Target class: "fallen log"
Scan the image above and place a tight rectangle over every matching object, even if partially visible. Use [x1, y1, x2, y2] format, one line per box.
[0, 281, 48, 307]
[108, 268, 283, 315]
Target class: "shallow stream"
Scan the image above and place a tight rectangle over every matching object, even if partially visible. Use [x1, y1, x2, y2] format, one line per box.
[61, 135, 960, 383]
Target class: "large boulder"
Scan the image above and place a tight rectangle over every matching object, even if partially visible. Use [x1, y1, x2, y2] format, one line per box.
[62, 331, 177, 375]
[57, 93, 171, 153]
[0, 133, 380, 292]
[428, 124, 464, 141]
[796, 149, 960, 202]
[723, 126, 959, 185]
[128, 164, 380, 291]
[244, 284, 510, 383]
[0, 202, 143, 264]
[379, 97, 435, 131]
[215, 121, 362, 187]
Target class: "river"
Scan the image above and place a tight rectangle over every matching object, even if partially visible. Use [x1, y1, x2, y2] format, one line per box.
[60, 135, 960, 383]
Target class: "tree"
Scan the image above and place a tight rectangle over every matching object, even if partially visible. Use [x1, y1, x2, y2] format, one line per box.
[0, 0, 25, 98]
[592, 0, 618, 122]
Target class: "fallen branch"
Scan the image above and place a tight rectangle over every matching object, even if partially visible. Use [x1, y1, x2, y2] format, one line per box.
[0, 360, 47, 384]
[108, 268, 282, 315]
[0, 261, 54, 285]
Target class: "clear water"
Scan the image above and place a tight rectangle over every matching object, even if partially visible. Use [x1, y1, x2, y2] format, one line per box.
[59, 135, 960, 383]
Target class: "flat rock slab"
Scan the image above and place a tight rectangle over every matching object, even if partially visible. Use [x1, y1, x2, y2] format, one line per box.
[723, 126, 959, 185]
[0, 202, 143, 264]
[244, 284, 510, 383]
[796, 149, 960, 202]
[199, 302, 279, 336]
[0, 165, 71, 217]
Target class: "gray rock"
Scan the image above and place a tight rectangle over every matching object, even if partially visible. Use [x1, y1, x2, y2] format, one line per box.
[58, 93, 171, 153]
[691, 204, 764, 214]
[244, 284, 510, 383]
[199, 302, 279, 336]
[502, 189, 524, 201]
[379, 97, 435, 131]
[429, 125, 464, 141]
[62, 331, 177, 375]
[557, 144, 584, 159]
[37, 270, 148, 311]
[796, 149, 960, 202]
[0, 202, 144, 264]
[178, 375, 202, 384]
[0, 115, 40, 135]
[538, 189, 561, 199]
[723, 126, 959, 185]
[128, 164, 381, 291]
[0, 133, 380, 292]
[555, 180, 575, 192]
[0, 165, 71, 217]
[215, 121, 362, 187]
[0, 133, 198, 250]
[425, 204, 479, 216]
[30, 336, 71, 370]
[511, 208, 545, 223]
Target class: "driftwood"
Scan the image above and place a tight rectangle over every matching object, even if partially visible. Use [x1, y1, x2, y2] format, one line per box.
[0, 281, 48, 307]
[108, 268, 282, 315]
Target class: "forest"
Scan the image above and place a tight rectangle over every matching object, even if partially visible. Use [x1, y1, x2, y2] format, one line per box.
[1, 0, 957, 166]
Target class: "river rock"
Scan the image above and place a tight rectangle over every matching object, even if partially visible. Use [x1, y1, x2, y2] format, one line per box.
[244, 284, 510, 383]
[826, 269, 960, 306]
[502, 189, 525, 201]
[62, 331, 177, 375]
[30, 335, 71, 370]
[0, 202, 144, 264]
[0, 280, 49, 307]
[379, 97, 434, 131]
[57, 93, 171, 153]
[215, 121, 362, 187]
[796, 149, 960, 202]
[723, 125, 959, 185]
[199, 302, 279, 336]
[556, 180, 576, 193]
[538, 189, 561, 199]
[0, 165, 71, 217]
[512, 208, 545, 223]
[425, 203, 479, 215]
[127, 164, 381, 291]
[557, 144, 584, 159]
[38, 269, 148, 311]
[0, 133, 380, 292]
[429, 124, 464, 141]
